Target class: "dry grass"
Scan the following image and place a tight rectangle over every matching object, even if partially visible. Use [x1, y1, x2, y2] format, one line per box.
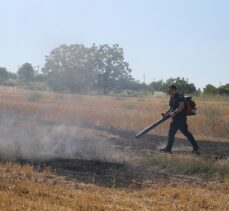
[0, 162, 228, 211]
[144, 152, 229, 180]
[0, 86, 228, 140]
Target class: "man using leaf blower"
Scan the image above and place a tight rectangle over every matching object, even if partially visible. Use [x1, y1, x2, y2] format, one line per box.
[160, 85, 200, 154]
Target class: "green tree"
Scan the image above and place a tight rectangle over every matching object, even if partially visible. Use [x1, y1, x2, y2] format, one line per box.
[149, 80, 167, 92]
[8, 72, 17, 80]
[17, 63, 35, 82]
[0, 67, 9, 82]
[218, 84, 229, 95]
[166, 77, 197, 94]
[95, 44, 133, 94]
[203, 84, 218, 95]
[43, 44, 133, 94]
[43, 44, 96, 92]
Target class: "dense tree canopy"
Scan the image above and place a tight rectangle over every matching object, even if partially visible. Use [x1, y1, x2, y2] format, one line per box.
[94, 44, 133, 93]
[218, 84, 229, 95]
[203, 84, 218, 95]
[0, 67, 9, 82]
[149, 77, 197, 95]
[17, 63, 35, 82]
[43, 44, 133, 93]
[204, 84, 229, 95]
[43, 44, 95, 92]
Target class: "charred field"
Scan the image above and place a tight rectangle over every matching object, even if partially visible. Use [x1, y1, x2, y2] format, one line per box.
[13, 123, 229, 188]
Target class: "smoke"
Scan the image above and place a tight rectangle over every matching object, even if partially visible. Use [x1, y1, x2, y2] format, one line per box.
[0, 110, 124, 162]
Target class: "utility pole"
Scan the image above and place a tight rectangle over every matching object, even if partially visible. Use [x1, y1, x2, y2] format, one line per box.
[143, 74, 145, 84]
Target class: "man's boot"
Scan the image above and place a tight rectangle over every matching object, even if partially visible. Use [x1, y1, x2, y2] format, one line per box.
[160, 147, 172, 153]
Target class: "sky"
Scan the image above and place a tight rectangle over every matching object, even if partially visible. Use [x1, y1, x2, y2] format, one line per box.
[0, 0, 228, 88]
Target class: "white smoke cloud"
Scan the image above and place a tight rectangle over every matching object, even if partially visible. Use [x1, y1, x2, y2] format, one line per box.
[0, 110, 124, 161]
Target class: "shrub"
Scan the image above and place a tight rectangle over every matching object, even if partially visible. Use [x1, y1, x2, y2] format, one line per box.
[27, 92, 42, 102]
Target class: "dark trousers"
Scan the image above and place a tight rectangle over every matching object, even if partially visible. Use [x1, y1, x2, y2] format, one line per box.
[167, 119, 199, 150]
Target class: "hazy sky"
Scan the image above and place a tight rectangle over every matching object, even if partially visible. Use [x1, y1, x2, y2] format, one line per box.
[0, 0, 228, 88]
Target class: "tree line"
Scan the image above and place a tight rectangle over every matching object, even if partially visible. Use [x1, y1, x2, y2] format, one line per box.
[0, 43, 228, 96]
[203, 84, 229, 95]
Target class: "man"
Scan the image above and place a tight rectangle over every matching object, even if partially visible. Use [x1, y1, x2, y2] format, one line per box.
[160, 85, 200, 154]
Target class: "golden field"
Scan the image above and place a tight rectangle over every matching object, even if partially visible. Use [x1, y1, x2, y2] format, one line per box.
[0, 86, 228, 210]
[0, 162, 229, 211]
[0, 86, 228, 140]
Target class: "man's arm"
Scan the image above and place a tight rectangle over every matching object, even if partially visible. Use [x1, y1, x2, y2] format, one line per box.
[170, 102, 185, 117]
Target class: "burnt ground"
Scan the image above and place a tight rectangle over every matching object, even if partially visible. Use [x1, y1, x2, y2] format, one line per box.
[0, 110, 227, 188]
[15, 125, 229, 189]
[105, 126, 229, 158]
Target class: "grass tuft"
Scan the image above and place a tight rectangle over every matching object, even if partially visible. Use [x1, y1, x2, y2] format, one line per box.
[26, 92, 42, 102]
[144, 153, 229, 180]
